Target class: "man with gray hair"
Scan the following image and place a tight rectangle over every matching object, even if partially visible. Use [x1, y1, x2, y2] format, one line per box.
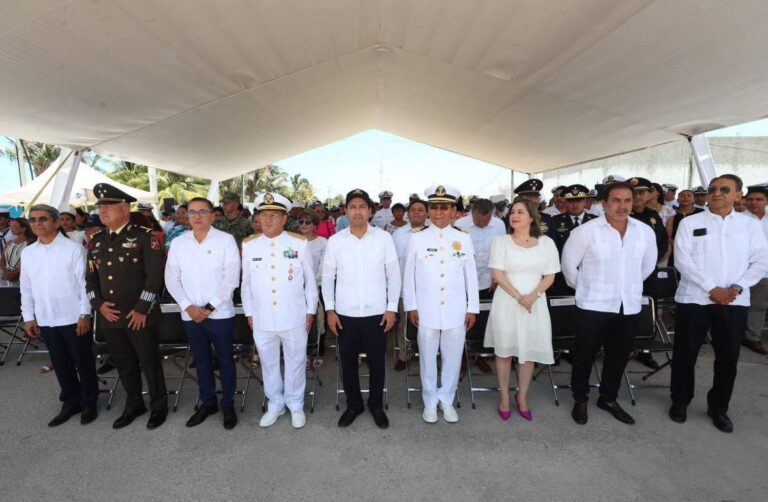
[21, 204, 99, 426]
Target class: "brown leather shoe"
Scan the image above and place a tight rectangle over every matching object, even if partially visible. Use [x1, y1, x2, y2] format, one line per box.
[742, 339, 768, 355]
[393, 359, 406, 371]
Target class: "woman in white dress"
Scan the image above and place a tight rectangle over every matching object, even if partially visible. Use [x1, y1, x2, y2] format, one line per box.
[298, 209, 328, 366]
[484, 200, 560, 421]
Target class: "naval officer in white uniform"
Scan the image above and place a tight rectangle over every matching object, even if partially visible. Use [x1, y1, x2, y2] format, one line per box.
[372, 190, 394, 229]
[403, 184, 480, 423]
[241, 192, 318, 429]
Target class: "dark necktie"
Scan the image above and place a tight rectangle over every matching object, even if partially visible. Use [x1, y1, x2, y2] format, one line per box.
[572, 216, 580, 227]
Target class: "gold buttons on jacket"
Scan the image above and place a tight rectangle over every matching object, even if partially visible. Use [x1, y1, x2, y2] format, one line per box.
[272, 289, 277, 294]
[108, 276, 113, 280]
[273, 301, 278, 306]
[107, 261, 112, 266]
[271, 277, 276, 282]
[109, 290, 114, 294]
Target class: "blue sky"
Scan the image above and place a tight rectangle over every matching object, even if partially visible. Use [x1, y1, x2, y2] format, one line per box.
[2, 118, 768, 200]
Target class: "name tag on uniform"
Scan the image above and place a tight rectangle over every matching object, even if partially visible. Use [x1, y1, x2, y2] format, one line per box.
[427, 248, 438, 252]
[252, 257, 262, 261]
[122, 242, 137, 248]
[693, 228, 707, 236]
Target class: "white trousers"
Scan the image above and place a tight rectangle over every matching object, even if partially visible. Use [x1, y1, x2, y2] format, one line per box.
[417, 325, 466, 410]
[253, 325, 308, 413]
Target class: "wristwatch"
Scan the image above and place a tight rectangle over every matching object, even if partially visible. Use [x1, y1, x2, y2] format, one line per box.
[79, 314, 92, 320]
[204, 303, 216, 312]
[729, 284, 744, 295]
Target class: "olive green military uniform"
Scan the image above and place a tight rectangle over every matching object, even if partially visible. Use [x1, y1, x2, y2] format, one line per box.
[213, 215, 253, 247]
[86, 223, 168, 413]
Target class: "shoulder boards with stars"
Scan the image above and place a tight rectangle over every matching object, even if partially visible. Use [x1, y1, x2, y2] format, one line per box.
[242, 234, 261, 244]
[411, 226, 427, 233]
[287, 231, 307, 240]
[452, 225, 468, 233]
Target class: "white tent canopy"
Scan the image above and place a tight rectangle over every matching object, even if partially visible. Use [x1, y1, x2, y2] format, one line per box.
[0, 160, 154, 207]
[0, 0, 767, 179]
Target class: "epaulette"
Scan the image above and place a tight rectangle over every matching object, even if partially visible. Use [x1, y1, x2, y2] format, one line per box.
[411, 225, 427, 233]
[452, 225, 468, 233]
[242, 233, 261, 244]
[139, 226, 152, 233]
[287, 231, 307, 240]
[92, 229, 104, 237]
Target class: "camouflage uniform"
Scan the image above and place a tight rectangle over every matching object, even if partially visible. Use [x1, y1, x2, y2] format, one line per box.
[213, 215, 253, 247]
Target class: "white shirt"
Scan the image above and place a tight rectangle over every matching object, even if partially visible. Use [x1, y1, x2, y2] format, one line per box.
[322, 224, 401, 317]
[454, 215, 507, 290]
[66, 229, 86, 246]
[674, 209, 768, 306]
[403, 225, 480, 329]
[562, 216, 657, 315]
[164, 227, 241, 321]
[241, 232, 318, 331]
[20, 233, 90, 326]
[747, 210, 768, 241]
[372, 208, 394, 229]
[542, 206, 562, 217]
[587, 203, 604, 217]
[306, 236, 327, 281]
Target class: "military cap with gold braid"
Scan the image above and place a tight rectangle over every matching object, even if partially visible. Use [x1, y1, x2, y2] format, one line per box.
[628, 177, 652, 191]
[254, 192, 291, 212]
[563, 184, 589, 200]
[424, 184, 460, 204]
[514, 179, 544, 195]
[93, 183, 137, 205]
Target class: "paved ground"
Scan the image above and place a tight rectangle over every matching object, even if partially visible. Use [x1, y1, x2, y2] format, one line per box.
[1, 341, 766, 502]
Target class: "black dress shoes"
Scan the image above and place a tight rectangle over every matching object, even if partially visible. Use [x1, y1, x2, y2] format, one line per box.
[146, 410, 168, 430]
[48, 405, 83, 427]
[597, 399, 635, 425]
[337, 408, 364, 428]
[571, 402, 588, 425]
[635, 353, 659, 370]
[112, 407, 147, 429]
[668, 402, 687, 423]
[186, 404, 218, 427]
[222, 407, 238, 430]
[707, 408, 734, 433]
[80, 405, 98, 425]
[371, 409, 389, 429]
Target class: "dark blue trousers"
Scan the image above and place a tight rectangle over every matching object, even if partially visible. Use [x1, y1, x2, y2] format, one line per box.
[40, 324, 99, 409]
[183, 317, 236, 408]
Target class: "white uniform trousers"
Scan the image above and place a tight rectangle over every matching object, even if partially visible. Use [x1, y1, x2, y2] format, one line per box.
[253, 325, 308, 413]
[417, 325, 466, 410]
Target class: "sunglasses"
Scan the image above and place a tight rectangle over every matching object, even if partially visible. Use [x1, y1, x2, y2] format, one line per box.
[28, 216, 51, 223]
[707, 186, 732, 194]
[187, 210, 211, 217]
[428, 203, 453, 211]
[298, 219, 315, 225]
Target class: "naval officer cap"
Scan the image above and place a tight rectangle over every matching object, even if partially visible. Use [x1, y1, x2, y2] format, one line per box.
[564, 184, 589, 200]
[662, 183, 679, 192]
[255, 192, 291, 213]
[425, 184, 460, 204]
[137, 202, 154, 210]
[628, 177, 652, 191]
[490, 194, 508, 205]
[514, 179, 544, 195]
[409, 193, 420, 201]
[587, 188, 598, 198]
[93, 183, 137, 205]
[746, 184, 768, 197]
[691, 185, 707, 195]
[378, 190, 393, 199]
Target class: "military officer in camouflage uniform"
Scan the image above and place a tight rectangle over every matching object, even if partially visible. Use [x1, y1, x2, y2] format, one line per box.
[213, 193, 253, 247]
[513, 179, 555, 238]
[86, 183, 168, 430]
[550, 184, 597, 295]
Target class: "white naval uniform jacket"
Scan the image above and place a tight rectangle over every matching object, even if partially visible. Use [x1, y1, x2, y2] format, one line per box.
[403, 225, 480, 330]
[241, 232, 318, 332]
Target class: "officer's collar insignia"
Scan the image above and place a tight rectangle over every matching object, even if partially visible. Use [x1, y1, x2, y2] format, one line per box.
[265, 193, 274, 204]
[436, 185, 446, 197]
[650, 217, 657, 225]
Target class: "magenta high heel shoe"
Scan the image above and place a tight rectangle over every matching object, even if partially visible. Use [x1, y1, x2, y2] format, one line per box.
[498, 408, 511, 421]
[515, 393, 533, 421]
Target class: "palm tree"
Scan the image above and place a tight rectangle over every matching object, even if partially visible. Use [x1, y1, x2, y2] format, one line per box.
[218, 164, 292, 202]
[106, 161, 210, 203]
[18, 140, 61, 177]
[287, 173, 316, 204]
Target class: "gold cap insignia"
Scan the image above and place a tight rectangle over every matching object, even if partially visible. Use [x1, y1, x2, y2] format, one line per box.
[436, 185, 446, 196]
[264, 193, 274, 204]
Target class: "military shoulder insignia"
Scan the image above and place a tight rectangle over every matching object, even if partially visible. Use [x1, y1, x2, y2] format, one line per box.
[452, 225, 468, 233]
[150, 235, 161, 251]
[242, 234, 261, 244]
[287, 231, 307, 240]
